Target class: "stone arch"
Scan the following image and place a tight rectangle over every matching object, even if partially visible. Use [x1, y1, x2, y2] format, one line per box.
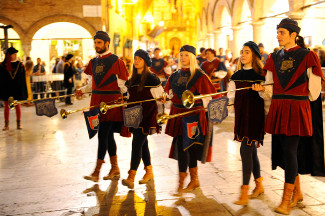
[213, 0, 232, 28]
[232, 0, 253, 25]
[25, 14, 97, 42]
[0, 16, 25, 40]
[169, 37, 182, 56]
[201, 9, 208, 36]
[206, 3, 214, 33]
[252, 0, 266, 21]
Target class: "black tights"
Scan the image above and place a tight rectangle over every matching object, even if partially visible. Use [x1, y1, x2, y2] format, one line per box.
[240, 141, 261, 185]
[130, 129, 151, 170]
[280, 135, 300, 184]
[177, 136, 197, 172]
[97, 122, 117, 160]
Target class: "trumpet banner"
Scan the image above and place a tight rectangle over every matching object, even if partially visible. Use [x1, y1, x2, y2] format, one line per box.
[84, 108, 100, 139]
[123, 105, 143, 128]
[207, 96, 229, 123]
[34, 98, 58, 118]
[181, 113, 204, 151]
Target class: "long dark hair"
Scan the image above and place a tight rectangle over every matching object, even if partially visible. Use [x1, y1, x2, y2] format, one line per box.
[128, 64, 151, 92]
[288, 30, 306, 49]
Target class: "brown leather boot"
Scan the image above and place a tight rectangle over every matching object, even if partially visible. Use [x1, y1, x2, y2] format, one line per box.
[275, 183, 295, 215]
[184, 167, 200, 191]
[139, 165, 154, 184]
[175, 172, 187, 196]
[249, 176, 264, 198]
[103, 155, 120, 180]
[17, 120, 22, 130]
[84, 159, 105, 182]
[234, 185, 249, 205]
[122, 170, 137, 189]
[3, 121, 9, 131]
[290, 175, 303, 207]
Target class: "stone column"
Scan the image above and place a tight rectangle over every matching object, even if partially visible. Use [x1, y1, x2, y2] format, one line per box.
[288, 11, 305, 26]
[252, 20, 265, 44]
[231, 25, 243, 58]
[213, 30, 222, 50]
[207, 33, 214, 49]
[21, 37, 32, 57]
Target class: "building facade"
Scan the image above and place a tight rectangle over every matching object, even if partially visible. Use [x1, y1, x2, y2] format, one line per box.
[197, 0, 325, 58]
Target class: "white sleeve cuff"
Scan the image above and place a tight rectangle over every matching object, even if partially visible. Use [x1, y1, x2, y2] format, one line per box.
[150, 85, 164, 99]
[117, 76, 127, 94]
[307, 67, 322, 101]
[214, 70, 228, 79]
[258, 71, 273, 100]
[80, 76, 92, 93]
[227, 81, 236, 104]
[202, 96, 212, 108]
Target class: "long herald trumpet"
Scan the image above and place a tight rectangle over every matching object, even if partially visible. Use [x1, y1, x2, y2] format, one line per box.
[182, 83, 273, 109]
[60, 92, 168, 119]
[156, 108, 205, 126]
[60, 105, 98, 120]
[99, 92, 168, 114]
[8, 92, 92, 110]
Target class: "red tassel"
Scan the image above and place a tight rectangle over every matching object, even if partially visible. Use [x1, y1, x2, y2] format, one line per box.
[5, 53, 13, 72]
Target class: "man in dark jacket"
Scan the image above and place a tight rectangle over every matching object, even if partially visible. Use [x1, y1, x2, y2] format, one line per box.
[63, 54, 75, 105]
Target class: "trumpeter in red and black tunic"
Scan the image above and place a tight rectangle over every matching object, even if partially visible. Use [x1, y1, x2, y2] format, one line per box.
[228, 68, 265, 145]
[126, 72, 162, 135]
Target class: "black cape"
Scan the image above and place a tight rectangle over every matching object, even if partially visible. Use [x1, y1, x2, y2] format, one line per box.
[0, 61, 28, 101]
[272, 94, 325, 176]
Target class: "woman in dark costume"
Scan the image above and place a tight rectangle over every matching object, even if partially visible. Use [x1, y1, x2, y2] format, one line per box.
[122, 49, 163, 189]
[0, 47, 27, 130]
[164, 45, 217, 195]
[227, 41, 265, 206]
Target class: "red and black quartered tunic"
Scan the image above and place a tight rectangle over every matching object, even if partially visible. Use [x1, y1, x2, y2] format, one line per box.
[126, 73, 161, 135]
[201, 58, 224, 78]
[164, 68, 216, 137]
[150, 58, 168, 79]
[264, 46, 324, 136]
[84, 53, 129, 122]
[230, 69, 265, 145]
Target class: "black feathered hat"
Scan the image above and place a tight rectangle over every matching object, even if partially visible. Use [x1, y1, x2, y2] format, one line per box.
[180, 45, 196, 56]
[277, 18, 301, 34]
[93, 31, 111, 43]
[134, 49, 152, 66]
[65, 54, 74, 61]
[243, 41, 262, 59]
[6, 47, 18, 55]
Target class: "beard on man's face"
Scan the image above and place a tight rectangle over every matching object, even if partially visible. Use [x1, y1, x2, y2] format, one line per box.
[96, 46, 107, 54]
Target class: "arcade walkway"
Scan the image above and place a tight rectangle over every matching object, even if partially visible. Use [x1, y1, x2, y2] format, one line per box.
[0, 97, 325, 216]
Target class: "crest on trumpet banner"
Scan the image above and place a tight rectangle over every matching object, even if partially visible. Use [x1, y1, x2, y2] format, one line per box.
[182, 113, 204, 151]
[123, 105, 143, 128]
[207, 97, 229, 123]
[34, 98, 58, 117]
[84, 108, 100, 139]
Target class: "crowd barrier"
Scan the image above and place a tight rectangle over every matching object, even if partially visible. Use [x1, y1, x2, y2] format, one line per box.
[31, 74, 65, 99]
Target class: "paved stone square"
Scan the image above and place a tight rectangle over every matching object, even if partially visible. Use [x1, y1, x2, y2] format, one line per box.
[0, 97, 325, 216]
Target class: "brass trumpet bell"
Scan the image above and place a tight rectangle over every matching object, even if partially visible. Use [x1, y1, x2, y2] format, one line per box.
[8, 97, 16, 110]
[99, 102, 108, 114]
[182, 90, 195, 109]
[60, 109, 69, 120]
[99, 102, 124, 114]
[156, 113, 169, 126]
